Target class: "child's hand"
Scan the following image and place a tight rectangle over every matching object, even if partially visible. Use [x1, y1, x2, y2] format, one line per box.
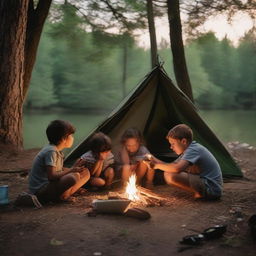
[143, 159, 156, 169]
[149, 160, 156, 169]
[71, 166, 87, 173]
[74, 158, 86, 167]
[99, 151, 109, 160]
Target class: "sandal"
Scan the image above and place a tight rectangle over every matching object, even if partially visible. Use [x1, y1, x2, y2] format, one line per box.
[202, 225, 227, 240]
[180, 234, 204, 245]
[180, 225, 227, 245]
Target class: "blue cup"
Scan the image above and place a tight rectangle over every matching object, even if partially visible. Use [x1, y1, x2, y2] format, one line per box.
[0, 185, 9, 205]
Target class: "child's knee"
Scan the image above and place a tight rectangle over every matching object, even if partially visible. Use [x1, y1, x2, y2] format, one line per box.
[65, 174, 78, 186]
[73, 172, 81, 180]
[91, 178, 105, 187]
[138, 161, 148, 170]
[99, 179, 106, 186]
[81, 168, 90, 180]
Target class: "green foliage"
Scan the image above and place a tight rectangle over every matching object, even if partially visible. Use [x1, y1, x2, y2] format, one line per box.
[25, 9, 256, 111]
[185, 43, 223, 108]
[52, 0, 148, 32]
[25, 29, 57, 108]
[51, 35, 122, 109]
[189, 32, 256, 109]
[235, 30, 256, 108]
[159, 43, 223, 109]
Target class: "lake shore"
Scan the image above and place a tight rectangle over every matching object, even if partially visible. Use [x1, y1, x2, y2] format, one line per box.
[23, 110, 256, 149]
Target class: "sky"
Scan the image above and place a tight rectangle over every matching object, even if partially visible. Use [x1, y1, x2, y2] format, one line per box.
[136, 12, 255, 48]
[53, 0, 254, 48]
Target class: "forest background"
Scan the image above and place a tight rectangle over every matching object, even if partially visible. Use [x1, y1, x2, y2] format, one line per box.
[25, 2, 256, 111]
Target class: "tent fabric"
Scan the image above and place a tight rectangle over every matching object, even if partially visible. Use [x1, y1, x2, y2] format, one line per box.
[65, 66, 242, 177]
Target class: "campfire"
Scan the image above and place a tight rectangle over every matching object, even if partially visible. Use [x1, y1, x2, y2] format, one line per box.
[91, 173, 168, 216]
[108, 173, 167, 207]
[125, 174, 140, 201]
[91, 158, 168, 215]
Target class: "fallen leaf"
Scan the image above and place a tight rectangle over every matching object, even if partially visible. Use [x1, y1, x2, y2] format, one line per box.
[50, 238, 64, 246]
[93, 252, 102, 256]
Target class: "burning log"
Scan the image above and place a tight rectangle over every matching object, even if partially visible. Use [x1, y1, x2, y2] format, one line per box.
[107, 173, 168, 207]
[108, 186, 167, 207]
[138, 186, 166, 201]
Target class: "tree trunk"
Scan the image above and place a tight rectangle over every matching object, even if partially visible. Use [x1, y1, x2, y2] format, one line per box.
[0, 0, 52, 149]
[146, 0, 158, 68]
[167, 0, 194, 102]
[0, 0, 29, 149]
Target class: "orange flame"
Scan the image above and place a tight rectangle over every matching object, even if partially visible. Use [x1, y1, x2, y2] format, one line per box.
[125, 174, 140, 201]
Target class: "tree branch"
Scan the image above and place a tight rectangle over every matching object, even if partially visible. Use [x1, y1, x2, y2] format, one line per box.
[101, 0, 129, 29]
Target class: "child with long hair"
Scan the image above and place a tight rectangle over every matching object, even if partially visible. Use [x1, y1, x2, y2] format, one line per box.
[116, 128, 155, 189]
[77, 132, 114, 190]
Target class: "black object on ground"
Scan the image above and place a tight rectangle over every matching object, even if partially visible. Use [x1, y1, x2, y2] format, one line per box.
[180, 234, 204, 245]
[248, 214, 256, 240]
[14, 192, 42, 209]
[124, 207, 151, 220]
[180, 224, 227, 246]
[202, 225, 227, 240]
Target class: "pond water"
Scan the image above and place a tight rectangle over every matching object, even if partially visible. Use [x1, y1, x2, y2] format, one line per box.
[23, 110, 256, 151]
[199, 110, 256, 146]
[23, 111, 106, 151]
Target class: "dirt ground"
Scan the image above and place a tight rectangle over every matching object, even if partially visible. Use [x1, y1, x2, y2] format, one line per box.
[0, 143, 256, 256]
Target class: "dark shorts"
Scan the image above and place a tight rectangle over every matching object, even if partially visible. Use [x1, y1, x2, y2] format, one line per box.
[83, 166, 113, 187]
[35, 181, 60, 203]
[187, 173, 207, 195]
[165, 172, 221, 199]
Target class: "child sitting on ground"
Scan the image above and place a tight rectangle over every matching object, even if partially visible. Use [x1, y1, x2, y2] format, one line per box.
[148, 124, 223, 200]
[116, 128, 155, 189]
[77, 132, 114, 190]
[29, 120, 90, 204]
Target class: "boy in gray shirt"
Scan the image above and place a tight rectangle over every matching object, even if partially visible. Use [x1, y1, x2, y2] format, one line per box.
[29, 120, 90, 203]
[148, 124, 223, 200]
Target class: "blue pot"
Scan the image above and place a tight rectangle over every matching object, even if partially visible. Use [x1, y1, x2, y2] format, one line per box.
[0, 185, 9, 205]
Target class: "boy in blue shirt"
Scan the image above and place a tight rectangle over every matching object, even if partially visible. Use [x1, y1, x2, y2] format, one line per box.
[29, 120, 90, 203]
[149, 124, 223, 200]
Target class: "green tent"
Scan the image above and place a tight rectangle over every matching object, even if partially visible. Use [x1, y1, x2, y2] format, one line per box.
[65, 66, 242, 177]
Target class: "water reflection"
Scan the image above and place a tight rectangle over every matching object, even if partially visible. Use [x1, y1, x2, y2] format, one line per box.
[199, 110, 255, 146]
[23, 110, 256, 150]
